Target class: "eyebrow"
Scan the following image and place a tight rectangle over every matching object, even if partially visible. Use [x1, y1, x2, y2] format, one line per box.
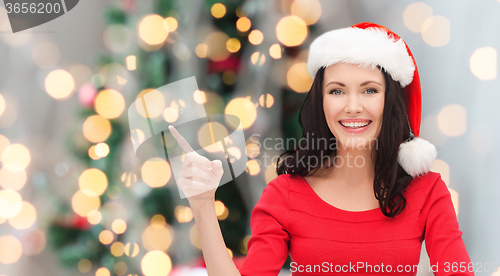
[325, 80, 383, 87]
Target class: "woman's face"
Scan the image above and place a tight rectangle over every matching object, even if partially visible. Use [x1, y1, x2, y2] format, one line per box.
[322, 62, 385, 150]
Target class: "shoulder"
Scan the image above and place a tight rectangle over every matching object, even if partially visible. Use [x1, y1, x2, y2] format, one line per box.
[405, 171, 450, 211]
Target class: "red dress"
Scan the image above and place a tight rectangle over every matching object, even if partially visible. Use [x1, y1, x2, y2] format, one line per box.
[238, 172, 474, 275]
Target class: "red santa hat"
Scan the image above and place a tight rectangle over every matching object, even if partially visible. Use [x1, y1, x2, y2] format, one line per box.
[307, 22, 437, 178]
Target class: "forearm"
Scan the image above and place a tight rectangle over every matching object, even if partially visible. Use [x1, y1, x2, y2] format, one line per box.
[191, 201, 241, 276]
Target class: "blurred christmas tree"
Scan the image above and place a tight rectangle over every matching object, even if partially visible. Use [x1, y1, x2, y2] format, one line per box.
[47, 0, 320, 274]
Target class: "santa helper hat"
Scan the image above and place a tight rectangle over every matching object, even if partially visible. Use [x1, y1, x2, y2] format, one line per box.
[307, 22, 437, 178]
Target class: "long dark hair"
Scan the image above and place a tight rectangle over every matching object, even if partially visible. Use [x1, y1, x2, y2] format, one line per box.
[276, 66, 414, 218]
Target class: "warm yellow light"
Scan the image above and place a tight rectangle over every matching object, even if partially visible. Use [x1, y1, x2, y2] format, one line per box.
[470, 47, 497, 80]
[0, 166, 27, 190]
[124, 242, 140, 257]
[141, 158, 172, 188]
[82, 115, 112, 143]
[225, 98, 257, 129]
[276, 16, 308, 47]
[88, 145, 100, 160]
[236, 17, 251, 32]
[227, 248, 233, 258]
[287, 62, 312, 92]
[195, 43, 208, 58]
[94, 89, 125, 119]
[135, 88, 165, 119]
[421, 16, 450, 47]
[226, 38, 241, 53]
[437, 104, 467, 137]
[78, 259, 92, 273]
[265, 163, 278, 184]
[8, 201, 37, 229]
[246, 159, 260, 175]
[141, 251, 172, 276]
[245, 142, 260, 158]
[110, 242, 125, 257]
[250, 52, 265, 65]
[290, 0, 321, 25]
[112, 219, 127, 234]
[138, 14, 169, 45]
[431, 159, 450, 186]
[162, 107, 179, 123]
[99, 230, 114, 245]
[248, 30, 264, 45]
[0, 236, 22, 264]
[197, 122, 228, 153]
[1, 143, 31, 172]
[142, 223, 173, 251]
[205, 32, 231, 61]
[190, 224, 201, 249]
[71, 190, 101, 217]
[193, 90, 207, 104]
[45, 69, 75, 100]
[151, 214, 166, 225]
[95, 142, 110, 158]
[87, 210, 102, 225]
[96, 267, 110, 276]
[403, 2, 433, 33]
[79, 168, 108, 196]
[0, 189, 22, 218]
[449, 188, 459, 216]
[126, 55, 136, 70]
[163, 17, 178, 32]
[258, 93, 274, 108]
[214, 200, 225, 216]
[218, 207, 229, 220]
[0, 134, 9, 157]
[175, 205, 193, 223]
[211, 3, 226, 18]
[269, 44, 282, 59]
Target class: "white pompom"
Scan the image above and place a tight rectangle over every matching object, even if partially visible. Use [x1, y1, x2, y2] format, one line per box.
[398, 137, 437, 178]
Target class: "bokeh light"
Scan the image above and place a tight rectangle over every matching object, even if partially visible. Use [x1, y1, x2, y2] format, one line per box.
[162, 107, 179, 123]
[114, 261, 128, 275]
[290, 0, 321, 25]
[82, 115, 112, 143]
[236, 17, 251, 32]
[111, 242, 125, 257]
[226, 38, 241, 53]
[403, 2, 433, 33]
[470, 47, 497, 80]
[189, 224, 201, 249]
[276, 16, 308, 47]
[103, 24, 131, 52]
[8, 201, 37, 229]
[45, 69, 75, 100]
[20, 228, 46, 256]
[197, 122, 228, 152]
[0, 94, 5, 116]
[124, 242, 140, 257]
[138, 14, 169, 46]
[94, 89, 126, 119]
[126, 55, 137, 70]
[0, 166, 27, 190]
[248, 30, 264, 45]
[211, 3, 226, 18]
[205, 32, 231, 61]
[99, 230, 114, 245]
[431, 159, 450, 186]
[245, 142, 260, 158]
[141, 251, 172, 276]
[287, 62, 313, 92]
[135, 89, 165, 119]
[95, 142, 110, 158]
[269, 44, 282, 59]
[142, 222, 173, 252]
[0, 236, 22, 264]
[246, 159, 260, 175]
[250, 52, 265, 65]
[96, 267, 111, 276]
[225, 98, 257, 129]
[193, 90, 207, 104]
[265, 163, 278, 184]
[195, 43, 208, 58]
[163, 17, 178, 32]
[437, 104, 467, 137]
[79, 168, 108, 196]
[71, 190, 101, 217]
[175, 205, 193, 223]
[258, 93, 274, 108]
[78, 259, 92, 273]
[112, 219, 127, 234]
[1, 143, 30, 172]
[0, 189, 22, 218]
[421, 15, 450, 47]
[87, 210, 102, 225]
[141, 158, 172, 188]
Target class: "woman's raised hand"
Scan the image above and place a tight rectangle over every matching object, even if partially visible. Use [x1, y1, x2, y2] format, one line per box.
[168, 125, 224, 208]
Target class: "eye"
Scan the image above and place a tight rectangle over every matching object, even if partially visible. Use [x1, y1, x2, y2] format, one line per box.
[365, 88, 378, 95]
[329, 89, 343, 95]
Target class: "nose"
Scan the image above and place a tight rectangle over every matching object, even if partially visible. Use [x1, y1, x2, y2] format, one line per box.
[344, 93, 363, 114]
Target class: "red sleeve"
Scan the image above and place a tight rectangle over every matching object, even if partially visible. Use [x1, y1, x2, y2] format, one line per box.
[238, 175, 290, 276]
[421, 173, 474, 275]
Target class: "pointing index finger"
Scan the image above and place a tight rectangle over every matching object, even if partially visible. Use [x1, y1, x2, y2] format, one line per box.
[168, 125, 194, 153]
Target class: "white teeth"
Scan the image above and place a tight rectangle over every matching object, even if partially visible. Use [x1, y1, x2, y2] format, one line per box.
[340, 121, 370, 128]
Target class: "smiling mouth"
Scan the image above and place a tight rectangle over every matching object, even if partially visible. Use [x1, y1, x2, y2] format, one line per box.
[339, 121, 372, 129]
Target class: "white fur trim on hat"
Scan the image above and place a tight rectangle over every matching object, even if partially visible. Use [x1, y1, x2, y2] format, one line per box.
[307, 27, 415, 87]
[398, 137, 437, 178]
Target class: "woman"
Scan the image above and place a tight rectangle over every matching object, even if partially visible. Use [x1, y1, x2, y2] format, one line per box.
[169, 22, 474, 275]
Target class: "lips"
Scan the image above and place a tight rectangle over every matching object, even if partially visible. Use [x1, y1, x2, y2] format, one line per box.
[338, 120, 372, 128]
